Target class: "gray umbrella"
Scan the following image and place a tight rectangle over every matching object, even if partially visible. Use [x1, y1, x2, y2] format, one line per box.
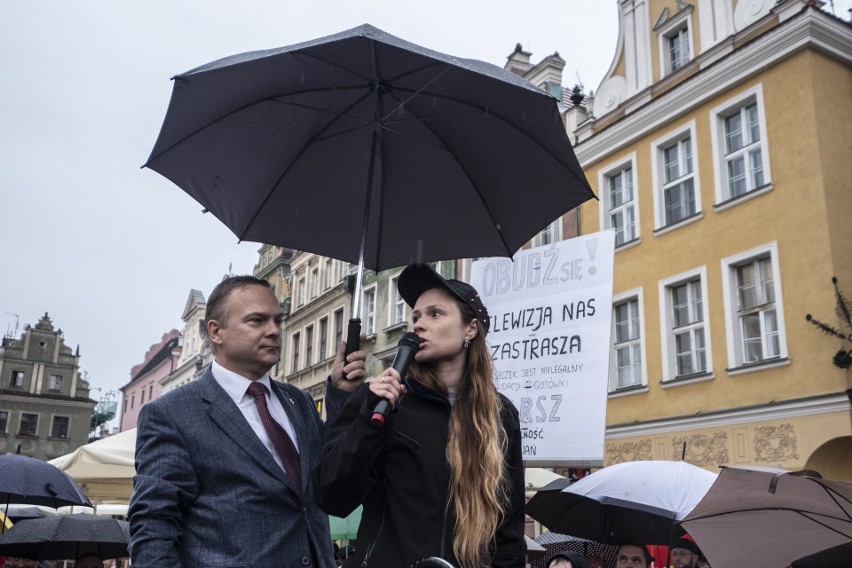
[0, 513, 129, 560]
[144, 23, 595, 353]
[681, 466, 852, 568]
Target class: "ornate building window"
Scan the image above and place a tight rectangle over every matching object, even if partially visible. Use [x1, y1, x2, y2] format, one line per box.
[722, 243, 788, 372]
[652, 121, 701, 232]
[600, 154, 639, 248]
[660, 267, 712, 381]
[711, 85, 772, 209]
[610, 289, 646, 392]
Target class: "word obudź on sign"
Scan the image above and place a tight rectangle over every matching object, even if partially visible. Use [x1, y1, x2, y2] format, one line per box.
[470, 230, 614, 467]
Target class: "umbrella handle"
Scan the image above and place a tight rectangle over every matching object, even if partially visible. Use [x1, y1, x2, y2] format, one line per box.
[343, 319, 362, 374]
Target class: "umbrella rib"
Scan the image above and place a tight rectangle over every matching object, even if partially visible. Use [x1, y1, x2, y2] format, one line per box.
[819, 482, 852, 521]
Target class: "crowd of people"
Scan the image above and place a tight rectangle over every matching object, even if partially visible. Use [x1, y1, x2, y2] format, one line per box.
[543, 537, 708, 568]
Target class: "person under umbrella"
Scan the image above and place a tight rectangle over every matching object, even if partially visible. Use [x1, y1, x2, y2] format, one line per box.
[615, 541, 654, 568]
[314, 264, 525, 568]
[670, 537, 702, 568]
[547, 550, 590, 568]
[73, 554, 102, 568]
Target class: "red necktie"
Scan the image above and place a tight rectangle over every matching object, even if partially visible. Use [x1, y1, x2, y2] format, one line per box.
[247, 381, 302, 496]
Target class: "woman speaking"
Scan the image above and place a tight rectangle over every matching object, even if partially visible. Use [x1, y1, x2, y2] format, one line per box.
[314, 263, 525, 568]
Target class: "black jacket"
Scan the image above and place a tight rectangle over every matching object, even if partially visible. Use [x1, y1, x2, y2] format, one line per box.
[313, 377, 525, 568]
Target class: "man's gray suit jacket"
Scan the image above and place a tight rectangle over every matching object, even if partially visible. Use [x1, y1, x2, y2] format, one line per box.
[129, 369, 346, 568]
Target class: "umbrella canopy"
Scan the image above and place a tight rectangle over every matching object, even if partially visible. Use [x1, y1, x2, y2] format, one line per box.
[145, 23, 594, 273]
[526, 461, 716, 545]
[0, 513, 129, 560]
[532, 532, 619, 568]
[681, 466, 852, 568]
[0, 454, 92, 510]
[48, 429, 136, 504]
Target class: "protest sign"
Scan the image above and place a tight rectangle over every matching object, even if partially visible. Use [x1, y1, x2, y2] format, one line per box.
[470, 230, 615, 466]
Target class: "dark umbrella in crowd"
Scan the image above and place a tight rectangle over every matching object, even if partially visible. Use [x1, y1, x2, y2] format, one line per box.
[681, 466, 852, 568]
[531, 531, 619, 568]
[144, 23, 595, 356]
[0, 513, 129, 560]
[0, 454, 92, 533]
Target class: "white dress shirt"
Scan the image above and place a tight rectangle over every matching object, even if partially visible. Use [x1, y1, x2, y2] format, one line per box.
[211, 360, 300, 473]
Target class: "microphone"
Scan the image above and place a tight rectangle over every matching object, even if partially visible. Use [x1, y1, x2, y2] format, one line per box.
[370, 332, 421, 427]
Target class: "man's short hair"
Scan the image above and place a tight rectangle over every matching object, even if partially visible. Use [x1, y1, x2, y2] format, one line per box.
[204, 275, 272, 333]
[617, 540, 654, 565]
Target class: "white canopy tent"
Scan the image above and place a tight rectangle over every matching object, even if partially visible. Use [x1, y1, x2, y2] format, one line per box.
[49, 429, 136, 506]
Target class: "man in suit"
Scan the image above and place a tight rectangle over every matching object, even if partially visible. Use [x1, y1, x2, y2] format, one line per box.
[129, 275, 366, 568]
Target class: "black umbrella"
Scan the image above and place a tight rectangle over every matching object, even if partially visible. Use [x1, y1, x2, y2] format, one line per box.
[791, 541, 852, 568]
[526, 461, 716, 546]
[0, 513, 129, 560]
[0, 454, 92, 511]
[144, 23, 595, 354]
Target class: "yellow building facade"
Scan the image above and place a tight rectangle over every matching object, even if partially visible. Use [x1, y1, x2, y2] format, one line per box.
[572, 0, 852, 479]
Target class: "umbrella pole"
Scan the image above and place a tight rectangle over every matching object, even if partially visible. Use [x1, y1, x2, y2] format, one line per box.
[2, 495, 9, 534]
[344, 127, 381, 361]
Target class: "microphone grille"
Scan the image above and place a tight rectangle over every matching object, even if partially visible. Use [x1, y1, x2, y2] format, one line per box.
[400, 331, 421, 348]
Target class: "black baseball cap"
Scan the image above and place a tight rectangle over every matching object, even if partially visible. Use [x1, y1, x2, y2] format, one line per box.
[397, 263, 490, 334]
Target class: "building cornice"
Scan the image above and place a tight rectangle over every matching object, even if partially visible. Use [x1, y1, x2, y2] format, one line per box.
[576, 9, 852, 166]
[606, 392, 851, 439]
[0, 392, 96, 408]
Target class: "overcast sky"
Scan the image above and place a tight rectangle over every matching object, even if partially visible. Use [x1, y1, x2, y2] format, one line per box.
[2, 1, 848, 412]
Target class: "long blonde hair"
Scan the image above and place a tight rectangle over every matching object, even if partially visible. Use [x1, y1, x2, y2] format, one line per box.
[411, 307, 508, 568]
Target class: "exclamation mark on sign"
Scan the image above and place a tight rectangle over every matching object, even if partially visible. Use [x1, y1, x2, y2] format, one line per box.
[586, 239, 599, 276]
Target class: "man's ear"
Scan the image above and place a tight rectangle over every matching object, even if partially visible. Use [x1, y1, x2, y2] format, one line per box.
[207, 320, 224, 348]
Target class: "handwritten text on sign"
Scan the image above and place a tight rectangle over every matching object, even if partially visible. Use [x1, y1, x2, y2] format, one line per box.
[470, 230, 614, 466]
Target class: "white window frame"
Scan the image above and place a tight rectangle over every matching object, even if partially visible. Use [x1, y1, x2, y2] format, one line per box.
[290, 331, 301, 374]
[599, 153, 640, 249]
[534, 219, 562, 247]
[318, 316, 329, 362]
[656, 7, 694, 76]
[325, 259, 335, 290]
[304, 324, 314, 367]
[388, 273, 407, 327]
[363, 285, 377, 336]
[710, 84, 773, 210]
[651, 121, 702, 233]
[334, 308, 344, 347]
[0, 410, 8, 434]
[609, 288, 648, 393]
[298, 275, 306, 307]
[311, 266, 320, 299]
[721, 242, 789, 373]
[659, 267, 713, 383]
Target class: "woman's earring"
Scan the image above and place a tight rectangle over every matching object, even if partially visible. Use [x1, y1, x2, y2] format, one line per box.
[463, 338, 471, 349]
